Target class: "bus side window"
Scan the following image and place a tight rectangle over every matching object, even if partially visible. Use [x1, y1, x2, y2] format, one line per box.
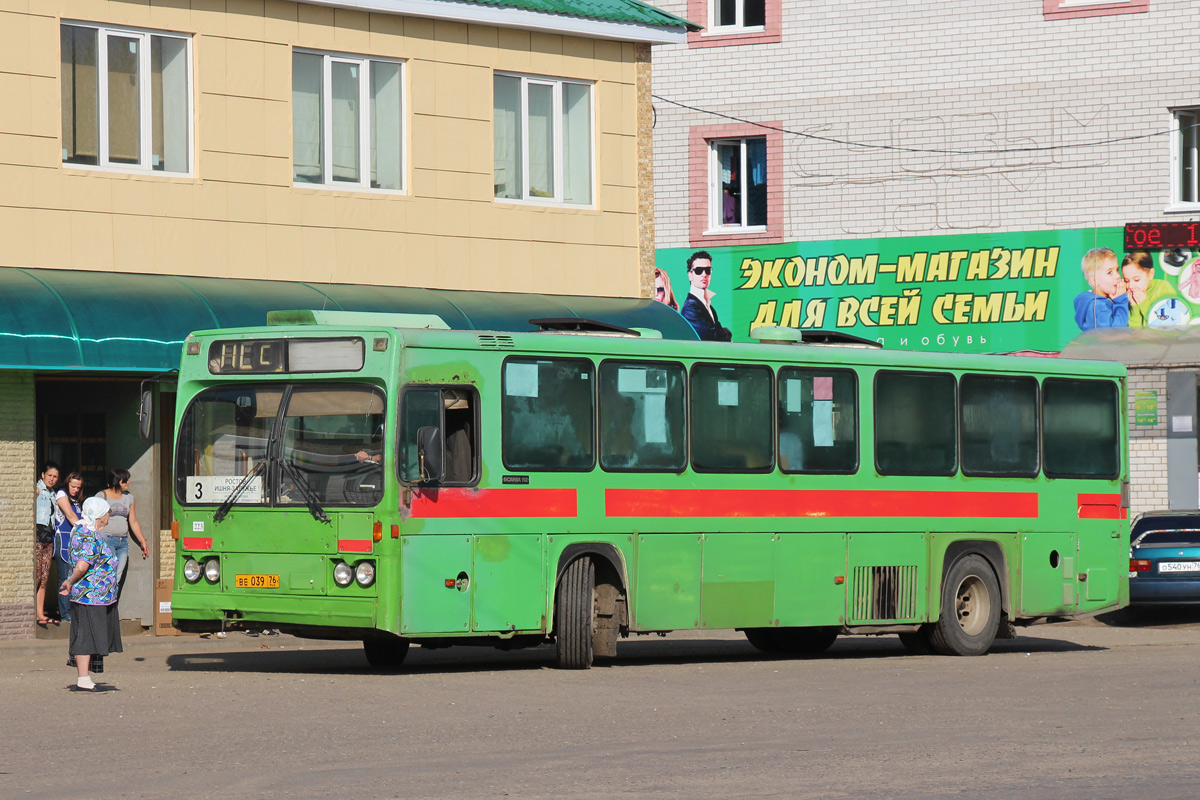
[598, 361, 687, 472]
[777, 367, 858, 474]
[399, 389, 441, 483]
[875, 370, 957, 476]
[1042, 378, 1119, 478]
[960, 374, 1038, 477]
[689, 363, 773, 472]
[399, 387, 479, 485]
[502, 358, 595, 471]
[442, 389, 476, 484]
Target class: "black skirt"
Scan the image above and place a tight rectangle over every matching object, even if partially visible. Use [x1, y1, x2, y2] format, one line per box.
[68, 602, 123, 659]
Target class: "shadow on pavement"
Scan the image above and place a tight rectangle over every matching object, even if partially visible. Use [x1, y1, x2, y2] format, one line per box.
[1096, 605, 1200, 628]
[164, 629, 1100, 676]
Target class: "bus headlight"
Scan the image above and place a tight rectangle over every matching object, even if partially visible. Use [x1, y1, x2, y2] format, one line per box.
[355, 561, 375, 587]
[204, 558, 221, 583]
[333, 561, 354, 587]
[184, 558, 202, 583]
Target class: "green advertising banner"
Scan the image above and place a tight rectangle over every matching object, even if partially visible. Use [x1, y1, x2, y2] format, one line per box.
[655, 227, 1200, 354]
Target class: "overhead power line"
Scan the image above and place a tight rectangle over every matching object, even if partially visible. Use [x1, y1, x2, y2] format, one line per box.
[652, 94, 1191, 156]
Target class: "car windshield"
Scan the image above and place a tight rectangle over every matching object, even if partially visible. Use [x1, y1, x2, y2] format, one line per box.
[176, 383, 386, 508]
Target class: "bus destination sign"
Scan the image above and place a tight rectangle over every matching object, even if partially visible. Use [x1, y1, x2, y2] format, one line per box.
[209, 339, 286, 374]
[1124, 222, 1200, 251]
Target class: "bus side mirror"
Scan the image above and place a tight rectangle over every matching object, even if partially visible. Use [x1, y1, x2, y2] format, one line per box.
[416, 426, 444, 484]
[137, 389, 153, 440]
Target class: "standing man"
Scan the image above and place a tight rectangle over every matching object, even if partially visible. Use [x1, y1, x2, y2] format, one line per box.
[680, 251, 732, 341]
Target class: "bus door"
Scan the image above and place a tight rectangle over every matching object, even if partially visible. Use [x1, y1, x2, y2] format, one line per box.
[399, 385, 548, 635]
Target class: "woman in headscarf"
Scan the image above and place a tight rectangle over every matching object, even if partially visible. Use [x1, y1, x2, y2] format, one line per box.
[59, 496, 122, 691]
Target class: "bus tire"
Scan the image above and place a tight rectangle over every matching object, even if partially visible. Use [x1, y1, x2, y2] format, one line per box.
[363, 637, 410, 670]
[744, 626, 838, 657]
[928, 554, 1001, 657]
[898, 629, 934, 655]
[555, 556, 595, 670]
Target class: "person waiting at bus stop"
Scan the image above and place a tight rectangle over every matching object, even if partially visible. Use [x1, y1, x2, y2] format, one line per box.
[59, 497, 122, 692]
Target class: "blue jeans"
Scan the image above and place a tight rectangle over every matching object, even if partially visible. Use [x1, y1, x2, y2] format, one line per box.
[105, 535, 130, 595]
[54, 532, 72, 622]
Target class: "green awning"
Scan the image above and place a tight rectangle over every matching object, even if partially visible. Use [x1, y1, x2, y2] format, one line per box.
[0, 267, 698, 373]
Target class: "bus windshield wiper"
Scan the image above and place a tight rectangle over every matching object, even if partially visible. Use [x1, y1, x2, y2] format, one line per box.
[214, 459, 268, 523]
[280, 458, 332, 524]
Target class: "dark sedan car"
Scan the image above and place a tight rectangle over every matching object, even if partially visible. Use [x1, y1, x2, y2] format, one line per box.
[1129, 511, 1200, 606]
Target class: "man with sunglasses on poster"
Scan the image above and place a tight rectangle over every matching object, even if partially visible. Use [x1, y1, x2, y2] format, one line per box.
[680, 251, 733, 342]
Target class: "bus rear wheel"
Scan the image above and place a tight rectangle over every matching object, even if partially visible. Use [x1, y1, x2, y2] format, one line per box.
[928, 554, 1000, 657]
[555, 556, 595, 670]
[363, 637, 410, 670]
[744, 626, 838, 657]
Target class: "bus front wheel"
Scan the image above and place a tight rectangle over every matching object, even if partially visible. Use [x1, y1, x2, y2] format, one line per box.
[363, 637, 410, 670]
[555, 556, 595, 670]
[928, 555, 1000, 657]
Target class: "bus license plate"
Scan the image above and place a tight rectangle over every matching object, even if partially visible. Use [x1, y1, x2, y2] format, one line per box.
[1158, 562, 1200, 573]
[236, 574, 280, 588]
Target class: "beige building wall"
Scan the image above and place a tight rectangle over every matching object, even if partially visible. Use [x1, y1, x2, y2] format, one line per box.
[0, 0, 649, 297]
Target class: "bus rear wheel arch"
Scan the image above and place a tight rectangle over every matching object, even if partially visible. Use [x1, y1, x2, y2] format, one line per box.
[927, 553, 1001, 657]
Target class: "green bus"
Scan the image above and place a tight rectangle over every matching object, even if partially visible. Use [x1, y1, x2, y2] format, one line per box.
[170, 311, 1129, 668]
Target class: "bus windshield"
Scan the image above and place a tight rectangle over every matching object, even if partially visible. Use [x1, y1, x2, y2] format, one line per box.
[176, 383, 386, 508]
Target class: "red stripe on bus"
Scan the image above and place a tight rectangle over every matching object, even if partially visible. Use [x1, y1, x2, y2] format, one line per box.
[338, 540, 373, 553]
[182, 537, 212, 550]
[604, 489, 1039, 519]
[410, 488, 578, 518]
[1077, 493, 1126, 519]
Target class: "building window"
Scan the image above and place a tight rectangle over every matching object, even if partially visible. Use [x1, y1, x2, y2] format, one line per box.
[1173, 108, 1199, 208]
[493, 74, 593, 205]
[60, 23, 191, 173]
[292, 51, 404, 191]
[689, 123, 781, 246]
[687, 0, 780, 47]
[711, 137, 766, 231]
[710, 0, 764, 32]
[1043, 0, 1148, 21]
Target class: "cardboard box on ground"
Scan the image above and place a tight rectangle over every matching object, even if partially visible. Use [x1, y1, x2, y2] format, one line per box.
[154, 578, 196, 636]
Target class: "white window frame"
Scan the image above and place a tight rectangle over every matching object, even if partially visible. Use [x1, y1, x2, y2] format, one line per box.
[494, 72, 595, 207]
[708, 136, 767, 233]
[60, 21, 193, 176]
[705, 0, 766, 34]
[1169, 108, 1200, 211]
[292, 49, 406, 193]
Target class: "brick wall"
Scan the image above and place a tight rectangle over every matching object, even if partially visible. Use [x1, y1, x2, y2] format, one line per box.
[1127, 368, 1169, 519]
[636, 43, 657, 299]
[651, 1, 1199, 248]
[0, 372, 36, 639]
